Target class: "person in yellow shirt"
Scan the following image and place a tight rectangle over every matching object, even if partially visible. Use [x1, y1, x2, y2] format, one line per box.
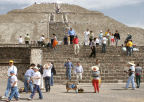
[126, 40, 133, 56]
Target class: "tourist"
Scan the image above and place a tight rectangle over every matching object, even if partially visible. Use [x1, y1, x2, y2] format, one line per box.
[126, 39, 133, 56]
[18, 36, 23, 44]
[89, 31, 94, 45]
[99, 30, 103, 45]
[74, 62, 83, 83]
[125, 61, 136, 90]
[114, 30, 120, 46]
[124, 34, 132, 45]
[6, 71, 19, 102]
[24, 34, 30, 45]
[110, 33, 115, 46]
[43, 63, 53, 92]
[73, 36, 80, 55]
[68, 28, 76, 44]
[89, 39, 96, 58]
[52, 34, 58, 49]
[51, 34, 56, 48]
[135, 63, 142, 88]
[96, 37, 100, 46]
[96, 59, 100, 67]
[64, 58, 74, 80]
[51, 62, 56, 86]
[38, 34, 45, 47]
[37, 64, 44, 89]
[63, 34, 68, 45]
[102, 36, 108, 53]
[91, 66, 100, 93]
[105, 29, 111, 46]
[2, 60, 17, 99]
[24, 63, 35, 93]
[28, 66, 43, 100]
[84, 29, 90, 45]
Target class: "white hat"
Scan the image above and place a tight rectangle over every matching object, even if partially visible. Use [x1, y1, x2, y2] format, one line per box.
[91, 66, 99, 71]
[128, 61, 135, 66]
[33, 66, 39, 69]
[100, 30, 103, 33]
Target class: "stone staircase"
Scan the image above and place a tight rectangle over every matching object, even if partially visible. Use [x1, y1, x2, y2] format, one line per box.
[49, 22, 68, 41]
[43, 45, 144, 83]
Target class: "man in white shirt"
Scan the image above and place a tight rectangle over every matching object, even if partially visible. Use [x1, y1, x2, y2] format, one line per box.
[18, 36, 23, 44]
[43, 63, 52, 92]
[74, 62, 83, 83]
[38, 35, 45, 46]
[6, 71, 19, 102]
[2, 60, 17, 99]
[126, 61, 136, 90]
[29, 67, 43, 100]
[84, 29, 90, 45]
[24, 63, 35, 93]
[102, 36, 108, 53]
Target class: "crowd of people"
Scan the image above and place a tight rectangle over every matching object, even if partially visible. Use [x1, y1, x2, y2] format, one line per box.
[17, 27, 137, 57]
[1, 58, 142, 101]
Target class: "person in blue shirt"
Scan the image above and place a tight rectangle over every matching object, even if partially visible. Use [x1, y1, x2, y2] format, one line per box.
[24, 63, 35, 93]
[68, 28, 76, 44]
[64, 58, 74, 80]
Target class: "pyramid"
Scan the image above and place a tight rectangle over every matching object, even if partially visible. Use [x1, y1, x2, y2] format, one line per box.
[0, 3, 144, 46]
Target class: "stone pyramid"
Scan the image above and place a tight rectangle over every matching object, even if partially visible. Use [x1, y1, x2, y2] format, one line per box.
[0, 3, 144, 45]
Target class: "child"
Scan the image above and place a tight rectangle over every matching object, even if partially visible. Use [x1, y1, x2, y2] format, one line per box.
[111, 33, 115, 46]
[28, 67, 43, 100]
[6, 71, 19, 102]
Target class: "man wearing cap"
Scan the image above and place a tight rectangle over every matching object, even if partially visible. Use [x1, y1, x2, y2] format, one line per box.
[64, 58, 74, 80]
[24, 63, 35, 93]
[125, 61, 136, 90]
[2, 60, 17, 99]
[28, 66, 43, 100]
[6, 71, 19, 102]
[91, 66, 100, 93]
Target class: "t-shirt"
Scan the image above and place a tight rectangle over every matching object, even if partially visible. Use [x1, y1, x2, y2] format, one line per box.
[135, 67, 142, 75]
[10, 75, 18, 87]
[127, 41, 133, 47]
[32, 71, 41, 85]
[40, 37, 45, 42]
[96, 38, 99, 44]
[130, 66, 135, 72]
[73, 38, 79, 44]
[102, 37, 108, 44]
[91, 71, 100, 80]
[84, 31, 90, 38]
[8, 65, 17, 77]
[18, 38, 23, 44]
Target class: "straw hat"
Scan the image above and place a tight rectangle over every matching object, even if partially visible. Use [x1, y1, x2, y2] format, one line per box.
[128, 61, 135, 66]
[91, 66, 99, 71]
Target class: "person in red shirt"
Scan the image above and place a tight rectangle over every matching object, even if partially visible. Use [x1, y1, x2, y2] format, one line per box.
[73, 36, 80, 55]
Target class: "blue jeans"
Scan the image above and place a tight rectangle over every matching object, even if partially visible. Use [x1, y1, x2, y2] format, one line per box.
[126, 74, 135, 89]
[51, 73, 54, 86]
[66, 68, 71, 80]
[102, 44, 106, 53]
[8, 87, 19, 101]
[30, 84, 43, 99]
[115, 38, 119, 46]
[44, 76, 51, 92]
[24, 76, 33, 93]
[5, 77, 11, 97]
[127, 47, 133, 56]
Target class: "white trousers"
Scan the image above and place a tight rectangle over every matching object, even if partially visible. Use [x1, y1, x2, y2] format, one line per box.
[74, 44, 80, 55]
[76, 73, 82, 81]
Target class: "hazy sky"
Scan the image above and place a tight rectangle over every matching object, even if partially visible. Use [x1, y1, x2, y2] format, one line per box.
[0, 0, 144, 28]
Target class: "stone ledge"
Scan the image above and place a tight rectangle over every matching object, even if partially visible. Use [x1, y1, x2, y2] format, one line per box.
[0, 59, 30, 64]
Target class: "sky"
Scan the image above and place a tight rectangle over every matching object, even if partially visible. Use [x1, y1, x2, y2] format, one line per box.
[0, 0, 144, 29]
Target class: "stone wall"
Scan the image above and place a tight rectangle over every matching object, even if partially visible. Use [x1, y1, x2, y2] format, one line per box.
[30, 48, 43, 65]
